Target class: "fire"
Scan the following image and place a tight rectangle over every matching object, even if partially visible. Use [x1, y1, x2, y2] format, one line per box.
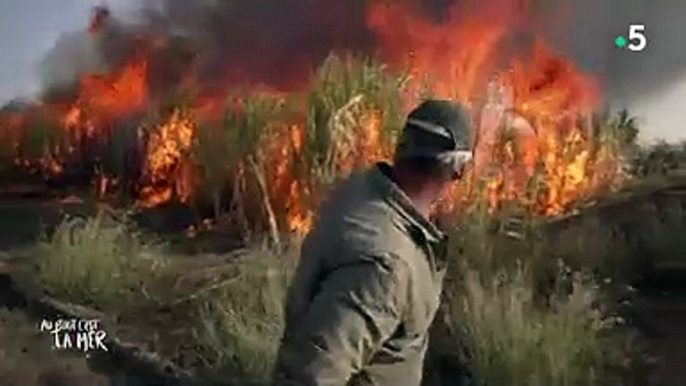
[367, 2, 602, 216]
[367, 4, 507, 103]
[75, 59, 148, 122]
[1, 2, 626, 236]
[138, 109, 195, 207]
[269, 124, 313, 235]
[262, 95, 391, 234]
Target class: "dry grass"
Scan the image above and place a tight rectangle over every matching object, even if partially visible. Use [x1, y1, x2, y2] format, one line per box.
[437, 194, 683, 386]
[191, 242, 298, 384]
[446, 264, 625, 386]
[31, 212, 171, 309]
[24, 202, 667, 386]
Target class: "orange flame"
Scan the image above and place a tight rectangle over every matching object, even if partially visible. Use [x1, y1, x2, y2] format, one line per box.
[367, 2, 602, 216]
[76, 59, 149, 120]
[2, 1, 625, 236]
[138, 109, 195, 207]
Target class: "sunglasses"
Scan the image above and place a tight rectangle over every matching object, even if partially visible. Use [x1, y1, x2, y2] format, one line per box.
[438, 150, 473, 180]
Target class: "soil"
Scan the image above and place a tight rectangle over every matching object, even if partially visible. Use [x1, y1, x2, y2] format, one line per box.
[0, 261, 191, 386]
[0, 191, 195, 386]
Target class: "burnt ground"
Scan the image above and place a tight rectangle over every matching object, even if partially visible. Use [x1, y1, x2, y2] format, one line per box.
[0, 194, 685, 386]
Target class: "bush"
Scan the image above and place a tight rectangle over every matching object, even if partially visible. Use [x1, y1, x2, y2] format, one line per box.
[32, 212, 168, 308]
[447, 264, 625, 386]
[632, 141, 686, 178]
[192, 242, 298, 384]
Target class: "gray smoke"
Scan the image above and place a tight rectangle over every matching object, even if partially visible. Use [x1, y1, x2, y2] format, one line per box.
[37, 6, 139, 100]
[39, 32, 102, 95]
[535, 0, 686, 142]
[36, 0, 686, 141]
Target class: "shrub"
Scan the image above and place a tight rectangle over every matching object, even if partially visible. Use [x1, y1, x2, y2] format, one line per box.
[632, 141, 685, 178]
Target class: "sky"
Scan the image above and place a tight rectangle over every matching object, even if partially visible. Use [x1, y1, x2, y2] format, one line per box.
[0, 0, 684, 143]
[0, 0, 137, 102]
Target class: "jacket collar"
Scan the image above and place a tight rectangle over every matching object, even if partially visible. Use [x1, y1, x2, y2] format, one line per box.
[367, 163, 445, 244]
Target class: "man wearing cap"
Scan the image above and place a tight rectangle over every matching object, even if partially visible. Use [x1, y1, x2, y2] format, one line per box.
[272, 100, 474, 386]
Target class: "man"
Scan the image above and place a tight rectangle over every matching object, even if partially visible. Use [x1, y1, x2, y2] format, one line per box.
[273, 100, 474, 386]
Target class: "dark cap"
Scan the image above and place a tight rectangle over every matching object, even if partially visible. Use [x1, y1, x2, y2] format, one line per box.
[395, 100, 473, 174]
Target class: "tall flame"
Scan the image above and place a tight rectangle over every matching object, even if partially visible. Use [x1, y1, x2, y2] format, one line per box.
[138, 109, 195, 207]
[367, 1, 601, 216]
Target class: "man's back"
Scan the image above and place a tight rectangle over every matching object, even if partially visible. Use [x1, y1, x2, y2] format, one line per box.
[274, 163, 447, 386]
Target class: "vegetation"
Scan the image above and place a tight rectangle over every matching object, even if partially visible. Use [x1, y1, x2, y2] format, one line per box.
[193, 244, 297, 383]
[26, 193, 683, 385]
[632, 140, 686, 178]
[450, 265, 623, 386]
[31, 211, 170, 309]
[440, 206, 644, 386]
[5, 55, 685, 385]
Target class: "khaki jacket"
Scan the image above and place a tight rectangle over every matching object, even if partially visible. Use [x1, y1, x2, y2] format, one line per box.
[273, 163, 448, 386]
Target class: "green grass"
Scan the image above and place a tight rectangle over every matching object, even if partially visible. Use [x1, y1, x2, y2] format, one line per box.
[436, 198, 672, 385]
[24, 206, 665, 385]
[192, 242, 298, 384]
[447, 264, 625, 386]
[189, 55, 409, 241]
[31, 212, 170, 308]
[304, 55, 407, 186]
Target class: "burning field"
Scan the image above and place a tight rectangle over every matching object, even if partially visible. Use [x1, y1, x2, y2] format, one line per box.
[0, 0, 632, 240]
[5, 1, 686, 385]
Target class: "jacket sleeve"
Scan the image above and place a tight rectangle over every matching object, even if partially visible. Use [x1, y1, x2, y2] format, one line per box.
[274, 255, 408, 386]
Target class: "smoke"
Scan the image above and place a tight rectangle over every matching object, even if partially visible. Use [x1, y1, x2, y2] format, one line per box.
[137, 0, 377, 92]
[39, 0, 526, 97]
[37, 0, 686, 141]
[37, 6, 139, 101]
[39, 31, 103, 97]
[533, 0, 686, 142]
